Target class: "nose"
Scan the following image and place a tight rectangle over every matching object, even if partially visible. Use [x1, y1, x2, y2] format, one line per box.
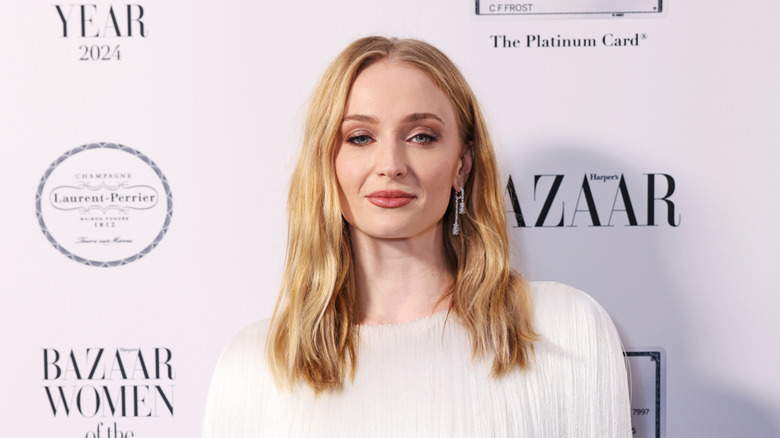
[375, 137, 407, 178]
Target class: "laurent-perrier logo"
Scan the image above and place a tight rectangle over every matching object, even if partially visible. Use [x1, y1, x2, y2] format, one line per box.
[36, 142, 172, 267]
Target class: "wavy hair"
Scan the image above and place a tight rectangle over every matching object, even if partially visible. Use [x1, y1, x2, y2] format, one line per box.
[268, 36, 536, 393]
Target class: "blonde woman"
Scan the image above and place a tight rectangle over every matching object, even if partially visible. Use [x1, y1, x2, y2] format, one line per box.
[203, 36, 631, 437]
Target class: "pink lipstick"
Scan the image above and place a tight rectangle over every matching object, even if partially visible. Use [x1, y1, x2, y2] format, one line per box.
[367, 190, 414, 208]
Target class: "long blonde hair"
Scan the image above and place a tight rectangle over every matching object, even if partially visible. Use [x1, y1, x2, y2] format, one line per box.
[268, 36, 536, 393]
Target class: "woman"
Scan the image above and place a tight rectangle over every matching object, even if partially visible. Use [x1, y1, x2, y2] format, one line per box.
[203, 36, 631, 437]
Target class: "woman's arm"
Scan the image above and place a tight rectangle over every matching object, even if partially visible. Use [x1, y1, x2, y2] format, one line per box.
[531, 282, 632, 437]
[202, 319, 271, 438]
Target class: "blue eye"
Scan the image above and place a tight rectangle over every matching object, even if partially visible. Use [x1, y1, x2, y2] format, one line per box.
[410, 133, 437, 144]
[348, 135, 372, 145]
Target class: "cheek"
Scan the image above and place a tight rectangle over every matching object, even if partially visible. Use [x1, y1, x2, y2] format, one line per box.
[334, 151, 356, 224]
[421, 160, 459, 205]
[424, 154, 460, 188]
[334, 148, 369, 220]
[334, 151, 359, 195]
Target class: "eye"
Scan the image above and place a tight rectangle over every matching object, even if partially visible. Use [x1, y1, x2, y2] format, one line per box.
[347, 134, 373, 146]
[409, 133, 437, 144]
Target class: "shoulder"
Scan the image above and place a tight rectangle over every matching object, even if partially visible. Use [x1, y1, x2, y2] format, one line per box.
[527, 280, 625, 369]
[215, 318, 272, 368]
[529, 281, 617, 336]
[529, 280, 604, 312]
[202, 319, 273, 437]
[526, 281, 632, 435]
[207, 318, 273, 392]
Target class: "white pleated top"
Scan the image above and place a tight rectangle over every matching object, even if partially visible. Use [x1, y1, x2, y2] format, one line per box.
[203, 282, 631, 437]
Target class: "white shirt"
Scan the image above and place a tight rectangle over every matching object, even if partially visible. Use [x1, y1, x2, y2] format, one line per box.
[203, 281, 631, 437]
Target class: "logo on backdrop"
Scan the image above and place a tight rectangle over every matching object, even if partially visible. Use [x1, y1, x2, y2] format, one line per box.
[505, 173, 680, 227]
[43, 347, 175, 437]
[489, 33, 648, 49]
[53, 4, 147, 61]
[474, 0, 664, 18]
[36, 142, 173, 267]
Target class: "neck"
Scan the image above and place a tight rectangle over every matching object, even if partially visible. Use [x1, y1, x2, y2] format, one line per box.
[350, 224, 452, 325]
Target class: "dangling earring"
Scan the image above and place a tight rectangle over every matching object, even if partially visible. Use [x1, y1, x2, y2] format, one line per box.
[452, 185, 465, 235]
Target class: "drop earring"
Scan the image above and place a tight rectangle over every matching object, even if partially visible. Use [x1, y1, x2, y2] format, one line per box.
[452, 185, 465, 235]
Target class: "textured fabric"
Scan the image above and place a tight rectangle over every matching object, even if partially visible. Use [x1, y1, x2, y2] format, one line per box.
[203, 282, 631, 437]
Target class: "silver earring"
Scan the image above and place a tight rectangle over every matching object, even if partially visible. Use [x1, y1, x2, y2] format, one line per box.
[453, 185, 464, 235]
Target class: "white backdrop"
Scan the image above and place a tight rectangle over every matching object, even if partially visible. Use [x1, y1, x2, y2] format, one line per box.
[1, 0, 779, 436]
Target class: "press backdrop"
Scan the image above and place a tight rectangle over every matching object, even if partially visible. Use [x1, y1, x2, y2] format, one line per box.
[1, 1, 779, 436]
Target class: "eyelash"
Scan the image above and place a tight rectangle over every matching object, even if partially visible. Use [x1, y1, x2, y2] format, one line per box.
[345, 133, 438, 146]
[409, 133, 438, 144]
[347, 134, 372, 145]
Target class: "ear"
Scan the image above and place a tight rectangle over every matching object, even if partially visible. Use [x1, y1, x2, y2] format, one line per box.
[453, 146, 474, 190]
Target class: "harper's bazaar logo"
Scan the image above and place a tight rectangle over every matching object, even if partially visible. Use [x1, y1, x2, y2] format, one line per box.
[505, 173, 680, 227]
[36, 142, 173, 267]
[43, 347, 175, 437]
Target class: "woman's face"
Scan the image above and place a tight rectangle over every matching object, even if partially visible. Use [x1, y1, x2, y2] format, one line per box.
[335, 59, 471, 242]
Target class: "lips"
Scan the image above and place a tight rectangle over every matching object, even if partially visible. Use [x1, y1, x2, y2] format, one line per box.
[366, 190, 414, 208]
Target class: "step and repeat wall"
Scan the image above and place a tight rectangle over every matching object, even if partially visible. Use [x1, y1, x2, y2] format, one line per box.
[2, 1, 778, 436]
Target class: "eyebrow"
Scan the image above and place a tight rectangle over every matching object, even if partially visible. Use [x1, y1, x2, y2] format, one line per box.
[342, 114, 378, 124]
[404, 113, 444, 124]
[341, 113, 444, 125]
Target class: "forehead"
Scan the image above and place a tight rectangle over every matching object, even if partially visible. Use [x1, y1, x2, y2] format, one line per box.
[344, 59, 457, 123]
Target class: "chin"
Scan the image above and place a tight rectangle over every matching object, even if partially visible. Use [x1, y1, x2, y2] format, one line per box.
[352, 221, 440, 242]
[363, 228, 415, 240]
